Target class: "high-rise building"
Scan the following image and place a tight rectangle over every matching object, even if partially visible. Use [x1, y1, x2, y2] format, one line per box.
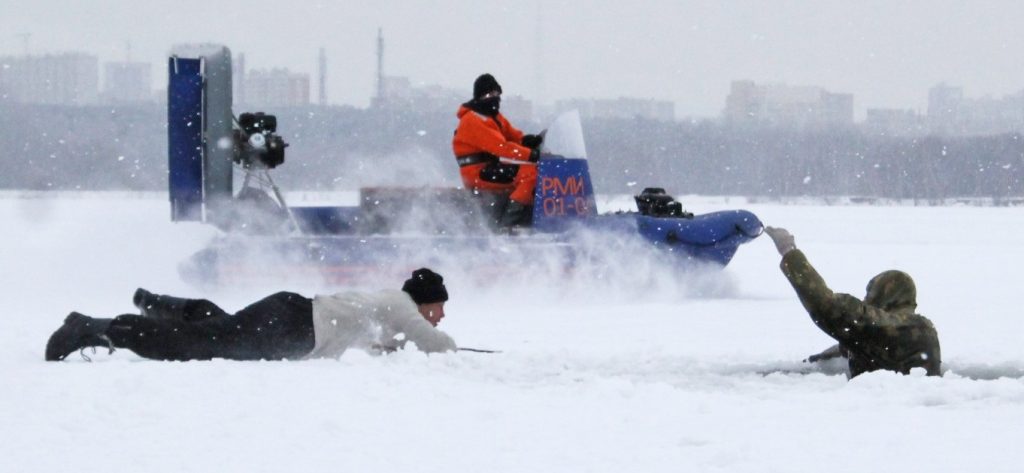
[723, 80, 853, 129]
[926, 83, 1024, 136]
[927, 83, 962, 134]
[723, 80, 761, 122]
[318, 47, 327, 106]
[864, 108, 925, 136]
[233, 53, 247, 106]
[243, 68, 310, 107]
[0, 52, 98, 105]
[102, 61, 151, 103]
[373, 74, 467, 114]
[554, 97, 675, 122]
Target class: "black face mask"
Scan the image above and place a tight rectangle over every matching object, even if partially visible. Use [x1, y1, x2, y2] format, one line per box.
[469, 96, 501, 117]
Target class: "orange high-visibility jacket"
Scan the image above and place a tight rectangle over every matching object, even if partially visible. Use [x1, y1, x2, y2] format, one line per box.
[452, 105, 533, 166]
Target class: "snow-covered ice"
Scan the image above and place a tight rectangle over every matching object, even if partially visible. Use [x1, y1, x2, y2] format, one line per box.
[2, 192, 1023, 472]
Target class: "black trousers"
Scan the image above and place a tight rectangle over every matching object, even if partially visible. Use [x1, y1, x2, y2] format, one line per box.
[106, 292, 316, 361]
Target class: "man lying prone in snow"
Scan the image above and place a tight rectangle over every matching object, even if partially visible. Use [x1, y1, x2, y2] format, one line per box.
[45, 268, 456, 362]
[765, 227, 942, 378]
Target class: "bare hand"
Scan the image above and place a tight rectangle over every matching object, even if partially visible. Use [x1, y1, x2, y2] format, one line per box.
[764, 226, 796, 256]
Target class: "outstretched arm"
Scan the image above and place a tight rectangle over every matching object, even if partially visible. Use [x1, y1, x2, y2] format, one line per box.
[767, 227, 942, 376]
[767, 227, 875, 348]
[764, 226, 796, 255]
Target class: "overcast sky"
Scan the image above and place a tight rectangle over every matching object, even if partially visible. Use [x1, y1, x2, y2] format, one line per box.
[2, 0, 1022, 118]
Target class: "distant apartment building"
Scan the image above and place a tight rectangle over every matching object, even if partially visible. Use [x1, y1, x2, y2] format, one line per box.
[232, 52, 247, 106]
[927, 83, 963, 135]
[372, 75, 520, 117]
[959, 92, 1024, 135]
[241, 68, 310, 107]
[926, 83, 1024, 136]
[497, 95, 534, 123]
[554, 97, 675, 122]
[863, 108, 926, 136]
[374, 75, 418, 106]
[724, 80, 853, 129]
[0, 52, 98, 105]
[102, 61, 152, 103]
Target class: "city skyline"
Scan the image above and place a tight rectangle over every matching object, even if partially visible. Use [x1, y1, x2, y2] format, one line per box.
[3, 0, 1023, 119]
[4, 46, 1021, 115]
[4, 47, 1024, 136]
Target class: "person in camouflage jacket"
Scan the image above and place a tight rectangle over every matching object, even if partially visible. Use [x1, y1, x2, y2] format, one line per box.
[764, 226, 942, 378]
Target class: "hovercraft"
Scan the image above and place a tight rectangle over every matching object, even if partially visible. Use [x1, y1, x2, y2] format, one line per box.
[167, 46, 763, 287]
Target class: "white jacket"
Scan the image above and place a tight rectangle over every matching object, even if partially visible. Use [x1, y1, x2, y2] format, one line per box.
[304, 289, 456, 359]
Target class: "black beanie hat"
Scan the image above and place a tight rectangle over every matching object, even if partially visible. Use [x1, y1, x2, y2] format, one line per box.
[401, 268, 449, 305]
[473, 73, 502, 99]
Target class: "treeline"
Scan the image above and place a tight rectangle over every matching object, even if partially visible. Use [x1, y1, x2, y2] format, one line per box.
[1, 103, 1021, 201]
[585, 118, 1024, 202]
[0, 103, 166, 190]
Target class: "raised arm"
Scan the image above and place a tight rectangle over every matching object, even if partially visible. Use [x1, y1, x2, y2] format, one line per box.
[766, 227, 879, 348]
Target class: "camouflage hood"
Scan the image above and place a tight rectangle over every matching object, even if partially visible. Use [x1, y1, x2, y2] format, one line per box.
[864, 270, 917, 312]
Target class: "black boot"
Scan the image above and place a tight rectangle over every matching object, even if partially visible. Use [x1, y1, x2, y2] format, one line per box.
[133, 288, 228, 321]
[45, 312, 114, 361]
[499, 201, 531, 229]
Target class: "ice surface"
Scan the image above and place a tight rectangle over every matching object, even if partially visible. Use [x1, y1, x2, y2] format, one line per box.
[2, 192, 1023, 472]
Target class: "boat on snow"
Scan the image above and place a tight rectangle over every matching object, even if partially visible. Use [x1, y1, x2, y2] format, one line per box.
[167, 46, 762, 287]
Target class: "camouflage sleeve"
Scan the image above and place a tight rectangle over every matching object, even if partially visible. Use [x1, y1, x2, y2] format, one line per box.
[780, 250, 877, 347]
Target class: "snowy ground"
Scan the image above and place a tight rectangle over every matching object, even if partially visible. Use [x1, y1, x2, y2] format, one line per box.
[2, 192, 1023, 472]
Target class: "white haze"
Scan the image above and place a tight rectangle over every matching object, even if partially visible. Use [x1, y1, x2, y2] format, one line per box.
[4, 1, 1024, 117]
[2, 193, 1023, 472]
[339, 148, 458, 189]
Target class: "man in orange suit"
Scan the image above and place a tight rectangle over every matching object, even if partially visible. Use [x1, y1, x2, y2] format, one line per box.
[452, 73, 544, 228]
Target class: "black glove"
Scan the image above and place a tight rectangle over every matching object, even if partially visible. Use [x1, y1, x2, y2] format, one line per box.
[528, 148, 540, 163]
[522, 134, 543, 150]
